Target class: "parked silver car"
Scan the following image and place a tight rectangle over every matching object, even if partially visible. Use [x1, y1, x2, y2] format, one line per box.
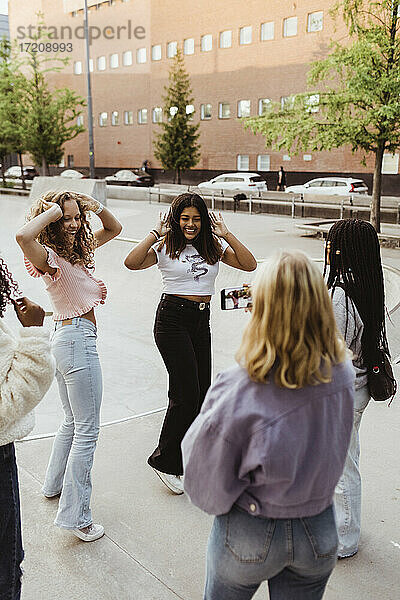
[105, 169, 154, 187]
[285, 177, 368, 195]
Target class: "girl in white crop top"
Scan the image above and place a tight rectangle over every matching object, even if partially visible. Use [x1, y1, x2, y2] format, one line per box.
[16, 190, 122, 542]
[124, 192, 256, 494]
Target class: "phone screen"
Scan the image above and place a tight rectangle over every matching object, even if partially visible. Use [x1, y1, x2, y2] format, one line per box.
[220, 285, 252, 310]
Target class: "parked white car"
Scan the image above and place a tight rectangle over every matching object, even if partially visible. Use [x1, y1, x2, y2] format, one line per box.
[285, 177, 368, 195]
[197, 172, 267, 193]
[60, 169, 86, 179]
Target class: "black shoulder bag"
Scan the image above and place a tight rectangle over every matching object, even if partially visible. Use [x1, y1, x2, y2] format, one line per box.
[368, 349, 397, 403]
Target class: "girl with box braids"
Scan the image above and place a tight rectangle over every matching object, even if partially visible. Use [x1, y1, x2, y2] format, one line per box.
[323, 218, 390, 559]
[324, 218, 389, 370]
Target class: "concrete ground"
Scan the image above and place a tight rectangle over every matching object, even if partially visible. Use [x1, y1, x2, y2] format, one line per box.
[0, 194, 399, 599]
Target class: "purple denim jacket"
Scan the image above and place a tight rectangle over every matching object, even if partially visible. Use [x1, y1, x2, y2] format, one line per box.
[182, 360, 355, 518]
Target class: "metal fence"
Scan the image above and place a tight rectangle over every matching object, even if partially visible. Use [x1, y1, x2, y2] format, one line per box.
[148, 187, 400, 223]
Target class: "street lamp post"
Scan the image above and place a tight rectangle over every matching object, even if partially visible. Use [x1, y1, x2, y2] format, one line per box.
[84, 0, 95, 179]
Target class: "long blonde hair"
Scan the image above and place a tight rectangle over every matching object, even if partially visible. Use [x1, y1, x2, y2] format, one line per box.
[236, 250, 348, 388]
[28, 190, 96, 267]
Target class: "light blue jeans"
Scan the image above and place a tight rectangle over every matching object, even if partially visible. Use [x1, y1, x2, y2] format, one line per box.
[42, 318, 102, 529]
[204, 504, 338, 600]
[334, 384, 370, 557]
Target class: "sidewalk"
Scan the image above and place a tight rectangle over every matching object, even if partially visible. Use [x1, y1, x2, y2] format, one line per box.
[1, 194, 399, 599]
[17, 402, 400, 600]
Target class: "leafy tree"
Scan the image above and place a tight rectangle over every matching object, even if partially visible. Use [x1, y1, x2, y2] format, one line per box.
[153, 49, 200, 183]
[244, 0, 400, 232]
[0, 39, 28, 188]
[21, 35, 86, 175]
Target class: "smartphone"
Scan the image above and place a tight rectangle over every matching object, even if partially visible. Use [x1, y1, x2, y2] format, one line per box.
[220, 285, 252, 310]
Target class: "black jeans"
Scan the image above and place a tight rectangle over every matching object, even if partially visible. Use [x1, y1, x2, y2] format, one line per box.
[0, 443, 23, 600]
[148, 295, 212, 476]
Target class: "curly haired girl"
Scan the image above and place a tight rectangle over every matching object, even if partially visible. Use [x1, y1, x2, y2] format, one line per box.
[16, 190, 122, 542]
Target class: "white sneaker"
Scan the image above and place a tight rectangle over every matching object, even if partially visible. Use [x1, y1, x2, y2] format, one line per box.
[72, 523, 105, 542]
[152, 468, 184, 495]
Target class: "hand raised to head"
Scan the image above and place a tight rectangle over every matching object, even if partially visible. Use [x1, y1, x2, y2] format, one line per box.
[41, 200, 63, 223]
[210, 211, 229, 238]
[155, 211, 171, 236]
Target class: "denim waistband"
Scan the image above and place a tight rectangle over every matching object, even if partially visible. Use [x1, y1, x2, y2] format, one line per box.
[54, 317, 97, 333]
[161, 294, 210, 310]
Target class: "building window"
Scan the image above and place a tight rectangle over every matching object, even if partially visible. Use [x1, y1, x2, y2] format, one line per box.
[239, 26, 252, 45]
[184, 38, 195, 55]
[77, 115, 84, 126]
[307, 11, 323, 32]
[152, 44, 162, 61]
[283, 17, 298, 37]
[122, 50, 132, 66]
[124, 110, 133, 125]
[258, 98, 271, 115]
[74, 61, 82, 75]
[303, 154, 312, 161]
[167, 41, 177, 58]
[283, 154, 291, 161]
[281, 96, 295, 110]
[237, 155, 249, 171]
[201, 34, 212, 52]
[136, 47, 147, 63]
[382, 153, 399, 174]
[152, 107, 163, 123]
[218, 102, 231, 119]
[138, 108, 148, 124]
[257, 155, 270, 171]
[219, 30, 232, 48]
[238, 100, 251, 118]
[305, 94, 319, 113]
[110, 53, 119, 69]
[99, 112, 108, 126]
[169, 106, 178, 119]
[97, 56, 106, 71]
[89, 58, 94, 72]
[260, 21, 274, 41]
[67, 154, 74, 167]
[200, 103, 212, 120]
[111, 111, 119, 126]
[186, 104, 195, 120]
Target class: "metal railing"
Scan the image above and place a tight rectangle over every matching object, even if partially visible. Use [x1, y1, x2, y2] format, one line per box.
[148, 187, 400, 223]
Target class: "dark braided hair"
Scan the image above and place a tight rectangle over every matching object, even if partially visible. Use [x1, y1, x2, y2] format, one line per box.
[323, 219, 389, 369]
[0, 257, 21, 318]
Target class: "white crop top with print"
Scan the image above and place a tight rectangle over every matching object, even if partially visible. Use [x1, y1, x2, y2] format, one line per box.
[153, 240, 229, 295]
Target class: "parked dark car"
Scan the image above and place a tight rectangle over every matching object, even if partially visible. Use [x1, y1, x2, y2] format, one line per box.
[5, 166, 39, 180]
[105, 169, 154, 187]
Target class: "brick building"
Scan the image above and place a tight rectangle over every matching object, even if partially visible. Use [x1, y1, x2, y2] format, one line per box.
[8, 0, 400, 189]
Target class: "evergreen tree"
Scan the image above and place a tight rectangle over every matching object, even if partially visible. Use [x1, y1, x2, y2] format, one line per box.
[22, 38, 86, 175]
[154, 49, 200, 183]
[244, 0, 400, 232]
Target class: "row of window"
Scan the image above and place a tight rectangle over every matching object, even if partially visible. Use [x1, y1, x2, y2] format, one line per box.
[72, 12, 323, 74]
[235, 154, 308, 171]
[83, 95, 318, 128]
[71, 0, 129, 16]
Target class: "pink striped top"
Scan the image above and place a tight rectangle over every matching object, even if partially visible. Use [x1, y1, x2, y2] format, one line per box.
[24, 246, 107, 321]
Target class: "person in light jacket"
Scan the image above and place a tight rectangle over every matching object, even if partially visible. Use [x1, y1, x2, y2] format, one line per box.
[0, 257, 55, 600]
[182, 250, 355, 600]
